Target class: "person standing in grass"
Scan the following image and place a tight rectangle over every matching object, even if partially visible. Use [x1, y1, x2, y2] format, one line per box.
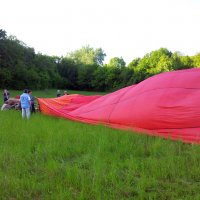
[28, 90, 36, 113]
[20, 89, 31, 119]
[3, 89, 10, 102]
[64, 90, 68, 95]
[56, 90, 61, 97]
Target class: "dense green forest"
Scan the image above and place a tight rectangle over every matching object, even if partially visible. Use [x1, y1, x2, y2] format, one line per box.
[0, 29, 200, 91]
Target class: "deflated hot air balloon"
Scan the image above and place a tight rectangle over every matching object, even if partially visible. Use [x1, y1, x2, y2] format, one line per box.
[37, 68, 200, 143]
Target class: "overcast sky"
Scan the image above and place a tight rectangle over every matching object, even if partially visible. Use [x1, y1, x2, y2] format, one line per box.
[0, 0, 200, 64]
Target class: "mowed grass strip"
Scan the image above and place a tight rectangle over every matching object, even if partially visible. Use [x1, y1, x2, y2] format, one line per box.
[1, 90, 200, 199]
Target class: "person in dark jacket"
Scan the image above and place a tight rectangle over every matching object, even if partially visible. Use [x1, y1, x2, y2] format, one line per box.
[28, 90, 36, 113]
[56, 90, 61, 97]
[3, 89, 9, 102]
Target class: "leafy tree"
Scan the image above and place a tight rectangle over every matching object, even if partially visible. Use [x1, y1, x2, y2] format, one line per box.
[0, 68, 12, 88]
[91, 66, 108, 91]
[0, 29, 7, 40]
[77, 64, 97, 90]
[94, 48, 106, 66]
[119, 68, 134, 87]
[127, 58, 140, 69]
[192, 53, 200, 67]
[132, 48, 173, 82]
[179, 56, 194, 69]
[67, 45, 106, 66]
[149, 54, 173, 74]
[107, 57, 126, 69]
[104, 65, 122, 90]
[57, 57, 79, 89]
[34, 54, 60, 88]
[171, 52, 183, 70]
[1, 28, 200, 92]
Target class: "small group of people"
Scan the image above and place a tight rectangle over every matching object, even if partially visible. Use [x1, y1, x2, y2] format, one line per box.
[2, 89, 36, 119]
[56, 90, 69, 97]
[2, 89, 20, 111]
[2, 89, 69, 119]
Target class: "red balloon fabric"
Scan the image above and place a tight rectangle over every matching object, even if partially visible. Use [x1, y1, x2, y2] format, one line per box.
[37, 68, 200, 143]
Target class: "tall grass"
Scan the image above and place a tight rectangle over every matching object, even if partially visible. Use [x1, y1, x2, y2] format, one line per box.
[0, 90, 200, 199]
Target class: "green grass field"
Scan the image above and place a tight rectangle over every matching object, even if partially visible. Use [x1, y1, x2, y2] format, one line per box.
[7, 89, 107, 99]
[1, 90, 200, 199]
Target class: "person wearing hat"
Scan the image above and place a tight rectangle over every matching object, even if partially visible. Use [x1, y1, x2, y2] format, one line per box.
[20, 89, 31, 119]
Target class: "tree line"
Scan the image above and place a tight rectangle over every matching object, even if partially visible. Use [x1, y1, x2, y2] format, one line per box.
[0, 29, 200, 92]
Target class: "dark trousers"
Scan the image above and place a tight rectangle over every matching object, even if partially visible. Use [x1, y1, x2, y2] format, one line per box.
[31, 103, 36, 113]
